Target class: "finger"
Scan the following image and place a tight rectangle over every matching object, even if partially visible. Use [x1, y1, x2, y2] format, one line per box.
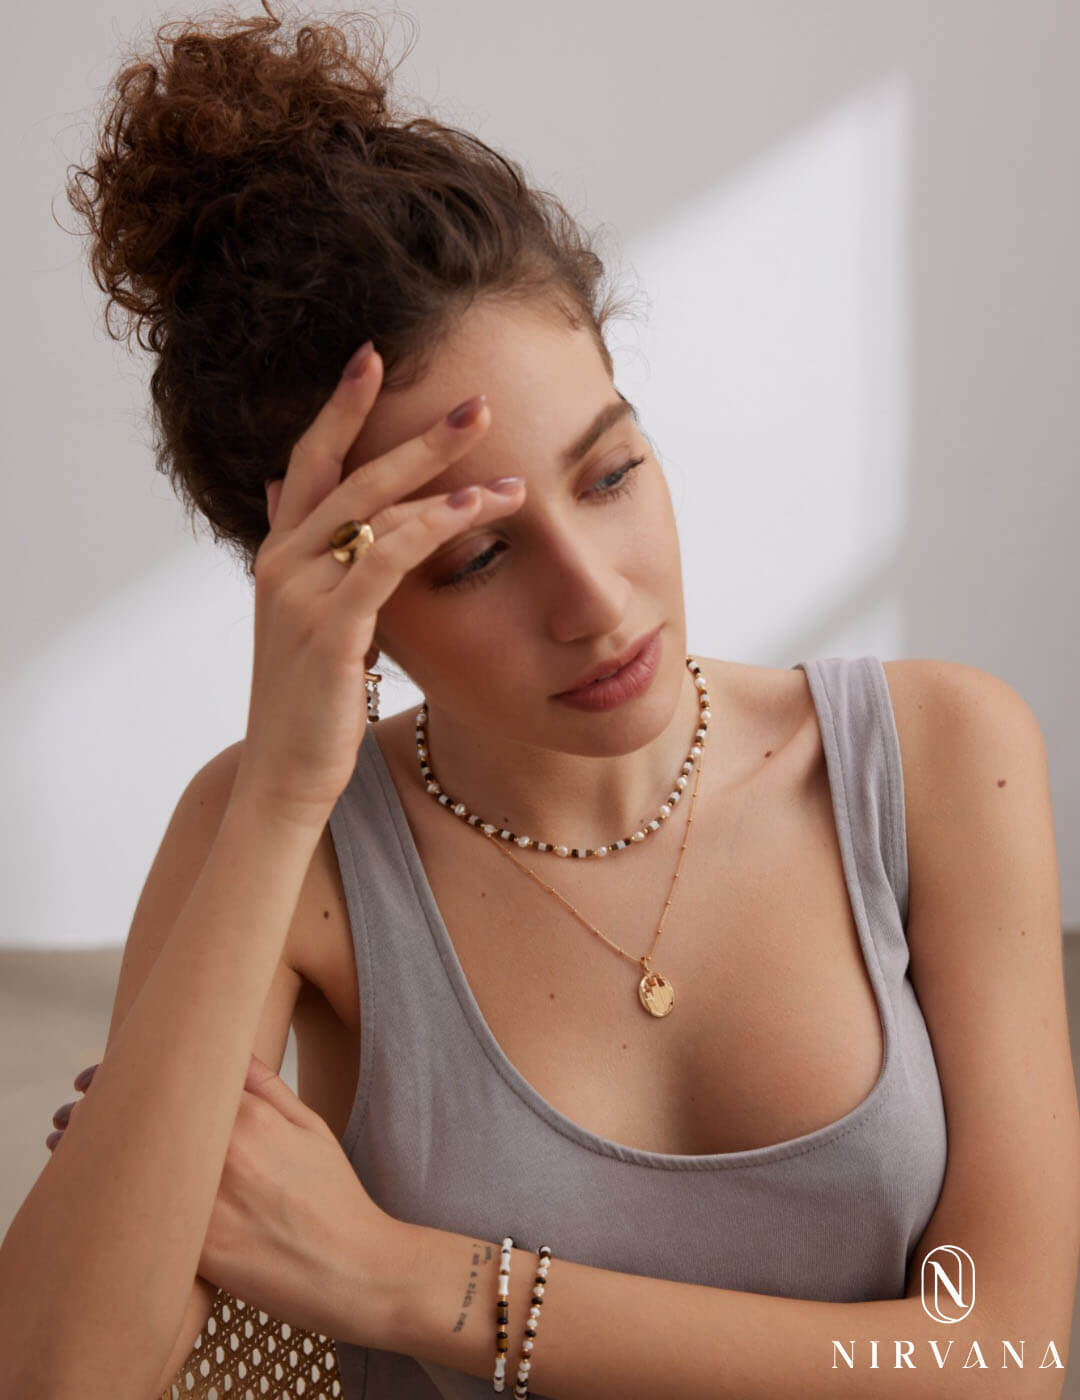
[52, 1100, 75, 1129]
[242, 1053, 327, 1134]
[326, 480, 525, 621]
[285, 391, 492, 567]
[46, 1129, 63, 1152]
[292, 474, 525, 598]
[270, 343, 384, 536]
[73, 1063, 100, 1093]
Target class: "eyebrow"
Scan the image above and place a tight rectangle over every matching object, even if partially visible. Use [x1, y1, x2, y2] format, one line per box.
[562, 393, 639, 467]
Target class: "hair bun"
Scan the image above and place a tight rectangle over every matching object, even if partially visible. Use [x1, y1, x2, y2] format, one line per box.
[63, 1, 631, 584]
[66, 1, 396, 331]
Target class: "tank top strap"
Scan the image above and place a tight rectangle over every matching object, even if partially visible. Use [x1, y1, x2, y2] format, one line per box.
[327, 721, 455, 1162]
[792, 655, 910, 931]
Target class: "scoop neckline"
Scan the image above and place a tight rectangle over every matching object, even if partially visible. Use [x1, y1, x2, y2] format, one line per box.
[359, 656, 897, 1171]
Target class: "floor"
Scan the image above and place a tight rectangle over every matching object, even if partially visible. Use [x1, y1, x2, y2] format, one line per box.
[2, 938, 1078, 1395]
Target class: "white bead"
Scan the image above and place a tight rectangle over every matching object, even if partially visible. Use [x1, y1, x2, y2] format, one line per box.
[676, 774, 687, 789]
[695, 675, 707, 689]
[648, 819, 659, 830]
[500, 830, 512, 840]
[482, 824, 497, 835]
[516, 835, 532, 847]
[659, 804, 671, 818]
[453, 803, 466, 816]
[426, 781, 439, 793]
[701, 707, 712, 720]
[631, 830, 645, 841]
[534, 1282, 544, 1297]
[554, 845, 569, 857]
[594, 845, 608, 856]
[690, 744, 702, 757]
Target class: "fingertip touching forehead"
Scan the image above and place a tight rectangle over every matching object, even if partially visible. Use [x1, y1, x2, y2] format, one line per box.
[347, 299, 638, 500]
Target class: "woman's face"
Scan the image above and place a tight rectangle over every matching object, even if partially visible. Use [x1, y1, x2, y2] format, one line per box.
[347, 298, 687, 759]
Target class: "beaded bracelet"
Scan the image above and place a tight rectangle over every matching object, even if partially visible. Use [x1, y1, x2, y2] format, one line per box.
[514, 1244, 553, 1398]
[493, 1237, 514, 1392]
[492, 1239, 554, 1397]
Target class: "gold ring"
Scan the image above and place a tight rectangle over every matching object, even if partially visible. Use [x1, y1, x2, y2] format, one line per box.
[329, 519, 375, 566]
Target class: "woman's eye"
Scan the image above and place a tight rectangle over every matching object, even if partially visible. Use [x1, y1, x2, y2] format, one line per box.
[429, 455, 646, 592]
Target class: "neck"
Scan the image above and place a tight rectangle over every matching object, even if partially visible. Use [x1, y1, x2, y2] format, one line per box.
[416, 661, 707, 845]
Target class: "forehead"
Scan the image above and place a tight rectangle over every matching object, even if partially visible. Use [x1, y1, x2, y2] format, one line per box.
[345, 300, 616, 492]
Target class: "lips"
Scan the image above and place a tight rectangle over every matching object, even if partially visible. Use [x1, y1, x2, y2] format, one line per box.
[552, 627, 660, 697]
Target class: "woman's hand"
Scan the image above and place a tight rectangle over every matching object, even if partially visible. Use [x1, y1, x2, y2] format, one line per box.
[47, 1056, 406, 1347]
[233, 340, 526, 833]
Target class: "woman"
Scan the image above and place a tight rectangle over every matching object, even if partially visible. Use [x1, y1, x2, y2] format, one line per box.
[4, 5, 1076, 1398]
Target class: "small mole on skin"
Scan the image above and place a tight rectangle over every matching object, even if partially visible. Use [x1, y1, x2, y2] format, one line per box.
[621, 1043, 628, 1050]
[323, 909, 330, 919]
[549, 991, 556, 1000]
[764, 749, 773, 758]
[997, 778, 1007, 787]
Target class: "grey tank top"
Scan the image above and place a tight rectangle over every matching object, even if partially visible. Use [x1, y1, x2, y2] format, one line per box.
[326, 655, 948, 1399]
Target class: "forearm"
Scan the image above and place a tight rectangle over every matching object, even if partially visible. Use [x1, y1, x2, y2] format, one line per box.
[0, 792, 322, 1400]
[372, 1224, 1043, 1400]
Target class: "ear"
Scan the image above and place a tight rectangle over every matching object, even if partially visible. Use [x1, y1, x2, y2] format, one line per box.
[265, 479, 284, 527]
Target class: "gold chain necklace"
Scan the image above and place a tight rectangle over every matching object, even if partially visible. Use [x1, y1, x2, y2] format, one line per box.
[414, 663, 709, 1017]
[478, 730, 706, 1016]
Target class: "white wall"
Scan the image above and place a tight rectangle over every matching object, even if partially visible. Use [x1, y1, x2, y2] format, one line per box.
[2, 1, 1076, 947]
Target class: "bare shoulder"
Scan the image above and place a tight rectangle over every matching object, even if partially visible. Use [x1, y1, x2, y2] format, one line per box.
[878, 656, 1046, 835]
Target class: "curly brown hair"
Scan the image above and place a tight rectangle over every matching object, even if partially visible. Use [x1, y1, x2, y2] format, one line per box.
[63, 0, 639, 581]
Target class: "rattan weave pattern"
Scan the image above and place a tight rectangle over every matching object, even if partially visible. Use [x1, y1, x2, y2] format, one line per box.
[161, 1287, 342, 1399]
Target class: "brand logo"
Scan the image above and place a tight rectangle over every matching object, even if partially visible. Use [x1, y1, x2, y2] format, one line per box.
[830, 1244, 1064, 1374]
[920, 1244, 974, 1323]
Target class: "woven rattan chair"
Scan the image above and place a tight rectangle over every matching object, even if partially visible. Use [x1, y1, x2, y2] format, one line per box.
[159, 1287, 343, 1399]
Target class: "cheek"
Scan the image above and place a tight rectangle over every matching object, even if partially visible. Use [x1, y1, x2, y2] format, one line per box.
[626, 472, 678, 566]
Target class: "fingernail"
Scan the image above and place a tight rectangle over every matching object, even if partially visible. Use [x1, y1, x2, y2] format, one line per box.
[446, 394, 486, 429]
[342, 341, 375, 380]
[53, 1102, 74, 1128]
[485, 476, 523, 493]
[46, 1130, 62, 1150]
[73, 1064, 99, 1091]
[447, 484, 479, 508]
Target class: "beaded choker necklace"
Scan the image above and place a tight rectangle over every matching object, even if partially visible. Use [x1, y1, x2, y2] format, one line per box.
[413, 654, 711, 858]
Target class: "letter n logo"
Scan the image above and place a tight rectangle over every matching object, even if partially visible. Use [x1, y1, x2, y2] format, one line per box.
[921, 1245, 975, 1323]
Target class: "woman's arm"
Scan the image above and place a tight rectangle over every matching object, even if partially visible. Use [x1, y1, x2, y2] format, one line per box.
[0, 744, 320, 1400]
[376, 1222, 1065, 1400]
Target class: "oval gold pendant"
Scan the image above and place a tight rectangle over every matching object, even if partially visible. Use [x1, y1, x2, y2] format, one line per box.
[638, 968, 675, 1017]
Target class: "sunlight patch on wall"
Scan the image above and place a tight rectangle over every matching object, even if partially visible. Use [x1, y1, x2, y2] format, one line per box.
[616, 75, 911, 663]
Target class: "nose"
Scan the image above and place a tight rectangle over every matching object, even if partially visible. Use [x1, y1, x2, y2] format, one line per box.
[541, 543, 628, 645]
